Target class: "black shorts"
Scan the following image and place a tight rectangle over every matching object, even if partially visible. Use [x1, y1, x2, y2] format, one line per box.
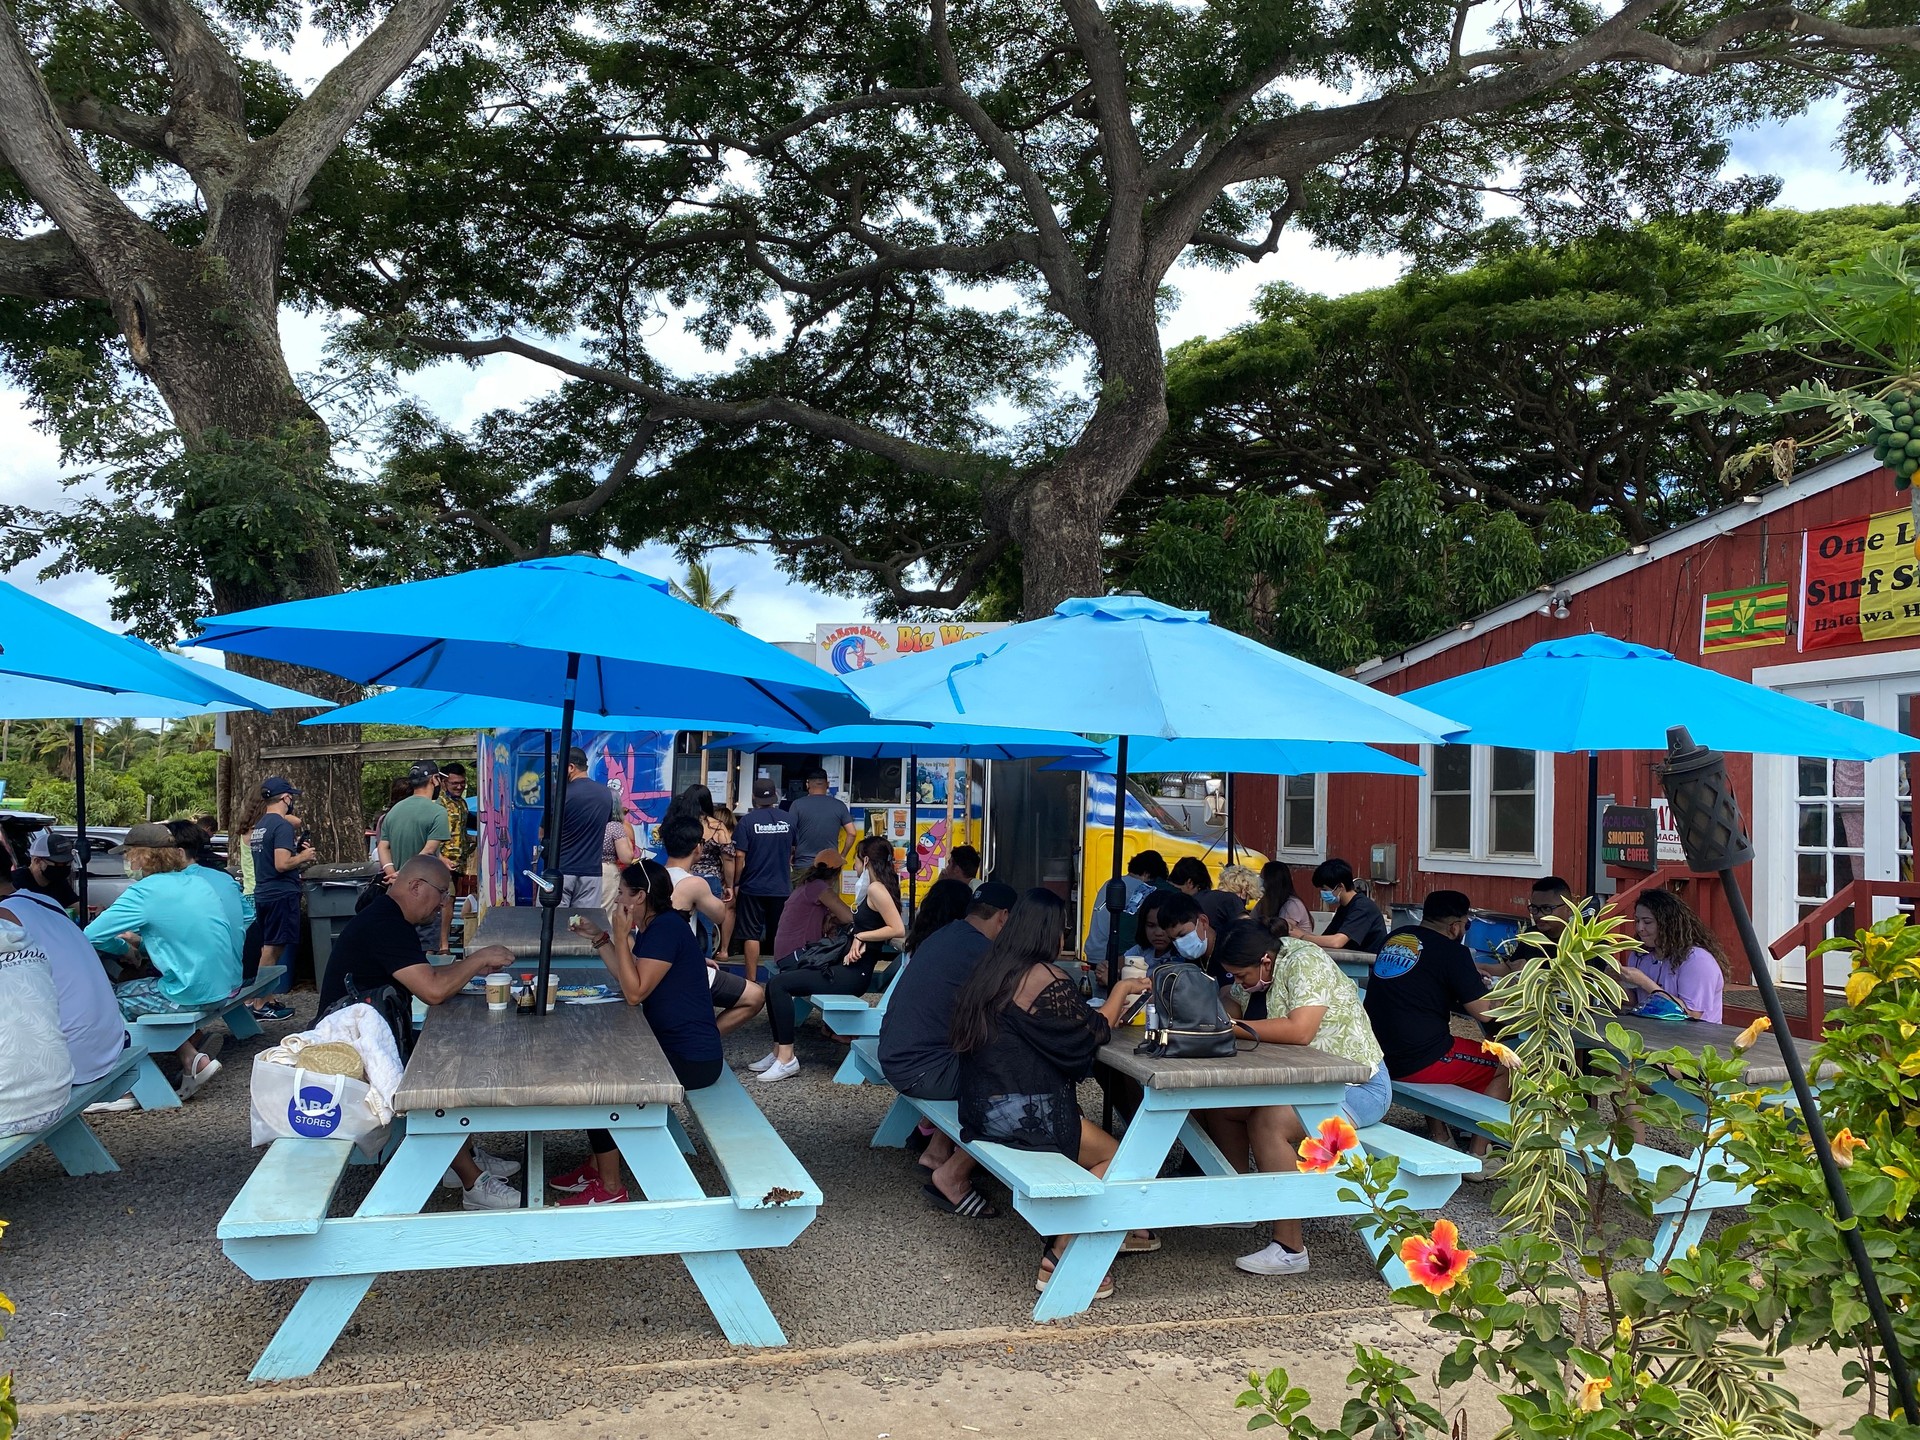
[735, 892, 787, 943]
[253, 893, 303, 950]
[710, 966, 749, 1010]
[896, 1053, 962, 1103]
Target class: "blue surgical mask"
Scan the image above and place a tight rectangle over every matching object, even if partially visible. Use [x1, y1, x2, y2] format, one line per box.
[1319, 889, 1338, 906]
[1173, 929, 1207, 960]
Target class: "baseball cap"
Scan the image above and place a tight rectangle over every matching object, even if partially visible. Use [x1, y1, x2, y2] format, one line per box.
[753, 780, 778, 800]
[110, 822, 183, 854]
[972, 881, 1018, 912]
[812, 848, 845, 869]
[804, 766, 829, 782]
[261, 775, 302, 799]
[406, 761, 440, 785]
[27, 828, 73, 862]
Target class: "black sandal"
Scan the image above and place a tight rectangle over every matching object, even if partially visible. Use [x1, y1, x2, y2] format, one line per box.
[1036, 1240, 1114, 1298]
[921, 1181, 1001, 1218]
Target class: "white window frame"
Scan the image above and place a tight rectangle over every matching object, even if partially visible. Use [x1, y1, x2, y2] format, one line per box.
[1417, 744, 1555, 878]
[1273, 773, 1326, 861]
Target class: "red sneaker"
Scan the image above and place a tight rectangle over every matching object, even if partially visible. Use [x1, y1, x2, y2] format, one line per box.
[548, 1159, 599, 1194]
[555, 1176, 629, 1206]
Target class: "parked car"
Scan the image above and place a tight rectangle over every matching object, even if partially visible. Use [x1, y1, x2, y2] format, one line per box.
[50, 824, 228, 923]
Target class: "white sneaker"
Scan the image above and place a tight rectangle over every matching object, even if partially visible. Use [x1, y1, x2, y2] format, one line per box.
[1235, 1241, 1311, 1276]
[755, 1056, 801, 1083]
[440, 1147, 524, 1188]
[175, 1055, 221, 1101]
[84, 1095, 138, 1114]
[461, 1172, 522, 1210]
[748, 1052, 779, 1073]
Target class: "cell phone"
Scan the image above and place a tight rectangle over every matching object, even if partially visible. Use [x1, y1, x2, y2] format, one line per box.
[1118, 989, 1151, 1027]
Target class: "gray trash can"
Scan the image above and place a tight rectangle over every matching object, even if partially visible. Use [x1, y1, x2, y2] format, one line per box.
[304, 862, 382, 1001]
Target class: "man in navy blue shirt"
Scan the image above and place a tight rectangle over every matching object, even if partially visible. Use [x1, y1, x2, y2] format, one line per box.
[732, 780, 795, 980]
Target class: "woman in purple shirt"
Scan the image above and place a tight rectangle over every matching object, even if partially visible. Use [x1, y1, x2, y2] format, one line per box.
[1620, 890, 1727, 1023]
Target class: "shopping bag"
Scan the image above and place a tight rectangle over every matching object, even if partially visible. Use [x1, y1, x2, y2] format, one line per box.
[249, 1053, 391, 1159]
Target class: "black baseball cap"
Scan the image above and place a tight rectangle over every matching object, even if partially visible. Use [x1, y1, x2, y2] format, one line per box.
[972, 881, 1018, 912]
[407, 761, 439, 785]
[753, 779, 779, 800]
[261, 776, 302, 799]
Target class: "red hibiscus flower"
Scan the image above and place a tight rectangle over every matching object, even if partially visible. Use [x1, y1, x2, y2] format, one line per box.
[1297, 1114, 1362, 1172]
[1399, 1218, 1474, 1294]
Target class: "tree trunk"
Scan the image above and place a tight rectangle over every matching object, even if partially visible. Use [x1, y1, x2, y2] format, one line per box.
[108, 229, 366, 860]
[1010, 301, 1170, 617]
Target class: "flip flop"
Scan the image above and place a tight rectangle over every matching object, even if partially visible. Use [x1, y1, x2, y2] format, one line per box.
[921, 1181, 1001, 1219]
[1121, 1229, 1161, 1254]
[1036, 1242, 1114, 1298]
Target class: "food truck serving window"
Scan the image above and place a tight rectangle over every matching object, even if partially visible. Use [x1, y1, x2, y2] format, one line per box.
[847, 757, 905, 805]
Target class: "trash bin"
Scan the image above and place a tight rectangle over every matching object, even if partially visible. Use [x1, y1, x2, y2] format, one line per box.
[304, 862, 381, 1001]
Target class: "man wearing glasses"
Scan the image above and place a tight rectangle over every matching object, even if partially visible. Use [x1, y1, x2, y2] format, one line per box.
[1482, 876, 1579, 978]
[317, 857, 523, 1209]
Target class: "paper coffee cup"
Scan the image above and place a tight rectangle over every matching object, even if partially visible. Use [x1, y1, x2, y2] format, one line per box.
[485, 972, 513, 1010]
[544, 974, 561, 1008]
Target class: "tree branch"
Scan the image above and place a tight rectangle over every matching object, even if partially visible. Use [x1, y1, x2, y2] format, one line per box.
[1189, 178, 1303, 260]
[408, 332, 988, 482]
[55, 95, 174, 158]
[759, 529, 1010, 610]
[1057, 0, 1147, 275]
[0, 229, 103, 301]
[0, 2, 144, 264]
[112, 0, 245, 130]
[252, 0, 454, 207]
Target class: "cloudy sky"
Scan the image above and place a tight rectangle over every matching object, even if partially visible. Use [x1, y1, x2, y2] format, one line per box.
[0, 91, 1904, 653]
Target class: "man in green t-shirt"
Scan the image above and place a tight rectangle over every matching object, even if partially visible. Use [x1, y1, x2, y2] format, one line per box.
[378, 763, 451, 950]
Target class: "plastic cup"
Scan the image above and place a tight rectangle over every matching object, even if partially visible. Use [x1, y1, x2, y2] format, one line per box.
[545, 974, 562, 1009]
[485, 972, 513, 1010]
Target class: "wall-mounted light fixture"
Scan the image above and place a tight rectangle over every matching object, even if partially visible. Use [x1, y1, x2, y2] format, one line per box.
[1538, 589, 1573, 619]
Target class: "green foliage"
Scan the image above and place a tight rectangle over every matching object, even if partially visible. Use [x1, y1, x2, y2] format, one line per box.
[21, 772, 151, 827]
[1127, 465, 1621, 671]
[1662, 243, 1920, 492]
[1237, 1349, 1447, 1439]
[124, 753, 221, 823]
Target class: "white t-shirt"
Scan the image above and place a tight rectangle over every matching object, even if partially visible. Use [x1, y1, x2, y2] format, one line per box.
[0, 910, 75, 1137]
[11, 890, 129, 1085]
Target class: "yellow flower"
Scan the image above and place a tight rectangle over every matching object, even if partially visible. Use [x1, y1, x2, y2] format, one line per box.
[1833, 1129, 1868, 1168]
[0, 1290, 12, 1315]
[1847, 969, 1881, 1009]
[1576, 1377, 1612, 1412]
[1616, 1316, 1634, 1344]
[1734, 1015, 1772, 1049]
[1481, 1039, 1521, 1069]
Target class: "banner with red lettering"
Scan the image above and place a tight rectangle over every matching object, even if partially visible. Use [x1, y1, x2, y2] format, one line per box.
[1799, 507, 1920, 651]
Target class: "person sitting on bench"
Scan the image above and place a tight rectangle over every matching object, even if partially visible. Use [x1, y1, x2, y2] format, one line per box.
[878, 879, 1018, 1217]
[0, 897, 75, 1139]
[650, 816, 764, 1035]
[1205, 920, 1390, 1277]
[1362, 889, 1508, 1173]
[948, 888, 1150, 1301]
[84, 823, 242, 1101]
[319, 856, 524, 1210]
[0, 865, 131, 1112]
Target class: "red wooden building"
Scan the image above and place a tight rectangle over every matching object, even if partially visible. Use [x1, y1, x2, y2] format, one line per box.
[1234, 448, 1919, 1030]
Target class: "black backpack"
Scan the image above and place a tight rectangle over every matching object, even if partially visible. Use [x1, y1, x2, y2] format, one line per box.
[322, 976, 415, 1061]
[1133, 961, 1243, 1059]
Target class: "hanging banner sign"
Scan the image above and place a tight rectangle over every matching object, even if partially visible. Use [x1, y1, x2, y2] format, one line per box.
[812, 621, 1010, 675]
[1599, 804, 1658, 870]
[1800, 508, 1920, 652]
[1700, 585, 1790, 653]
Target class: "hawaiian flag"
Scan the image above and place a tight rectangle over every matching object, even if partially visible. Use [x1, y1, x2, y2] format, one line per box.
[1702, 584, 1791, 653]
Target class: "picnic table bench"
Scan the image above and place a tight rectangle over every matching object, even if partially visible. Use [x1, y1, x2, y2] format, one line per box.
[130, 965, 288, 1063]
[0, 1040, 174, 1178]
[852, 1031, 1477, 1321]
[219, 983, 820, 1380]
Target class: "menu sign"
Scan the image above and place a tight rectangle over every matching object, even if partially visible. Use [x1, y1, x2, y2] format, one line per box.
[1600, 805, 1658, 870]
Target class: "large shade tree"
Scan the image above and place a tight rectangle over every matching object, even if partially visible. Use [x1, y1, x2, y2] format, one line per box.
[0, 0, 462, 848]
[386, 0, 1920, 617]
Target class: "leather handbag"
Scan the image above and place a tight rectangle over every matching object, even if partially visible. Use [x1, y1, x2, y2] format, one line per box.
[775, 933, 853, 973]
[1133, 961, 1240, 1059]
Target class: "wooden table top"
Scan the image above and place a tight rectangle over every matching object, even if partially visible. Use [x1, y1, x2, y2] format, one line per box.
[394, 986, 682, 1112]
[474, 905, 608, 957]
[1097, 1036, 1372, 1092]
[1599, 1011, 1834, 1086]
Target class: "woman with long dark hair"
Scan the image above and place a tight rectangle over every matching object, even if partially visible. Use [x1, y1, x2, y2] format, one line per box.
[949, 888, 1149, 1300]
[753, 835, 905, 1083]
[903, 877, 975, 957]
[1621, 889, 1729, 1023]
[556, 857, 723, 1205]
[1254, 862, 1310, 937]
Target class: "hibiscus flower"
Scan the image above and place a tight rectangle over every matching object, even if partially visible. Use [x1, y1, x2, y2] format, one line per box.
[1296, 1114, 1362, 1173]
[1398, 1218, 1474, 1294]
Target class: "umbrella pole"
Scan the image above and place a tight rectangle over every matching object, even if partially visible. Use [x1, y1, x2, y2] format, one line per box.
[1584, 750, 1599, 901]
[73, 719, 88, 917]
[906, 753, 919, 922]
[1103, 736, 1129, 991]
[1225, 773, 1235, 865]
[536, 659, 580, 1016]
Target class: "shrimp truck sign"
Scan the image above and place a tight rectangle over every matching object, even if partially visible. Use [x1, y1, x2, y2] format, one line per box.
[812, 621, 1009, 676]
[1799, 507, 1920, 651]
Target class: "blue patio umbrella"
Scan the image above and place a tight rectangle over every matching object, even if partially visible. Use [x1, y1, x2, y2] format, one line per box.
[845, 595, 1466, 979]
[311, 688, 706, 733]
[1402, 633, 1916, 895]
[712, 722, 1108, 912]
[197, 555, 868, 1009]
[1044, 735, 1422, 865]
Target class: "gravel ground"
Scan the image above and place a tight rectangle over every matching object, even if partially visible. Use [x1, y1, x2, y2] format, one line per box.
[2, 993, 1542, 1439]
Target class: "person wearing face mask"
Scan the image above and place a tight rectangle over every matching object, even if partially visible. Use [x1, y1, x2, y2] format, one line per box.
[0, 897, 75, 1139]
[1363, 889, 1508, 1174]
[1150, 890, 1216, 967]
[1296, 858, 1389, 954]
[1204, 920, 1388, 1276]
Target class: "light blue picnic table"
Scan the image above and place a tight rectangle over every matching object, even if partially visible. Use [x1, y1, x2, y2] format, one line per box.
[856, 1032, 1476, 1320]
[220, 990, 820, 1380]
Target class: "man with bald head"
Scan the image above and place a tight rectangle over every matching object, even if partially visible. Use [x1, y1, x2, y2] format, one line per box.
[319, 857, 524, 1209]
